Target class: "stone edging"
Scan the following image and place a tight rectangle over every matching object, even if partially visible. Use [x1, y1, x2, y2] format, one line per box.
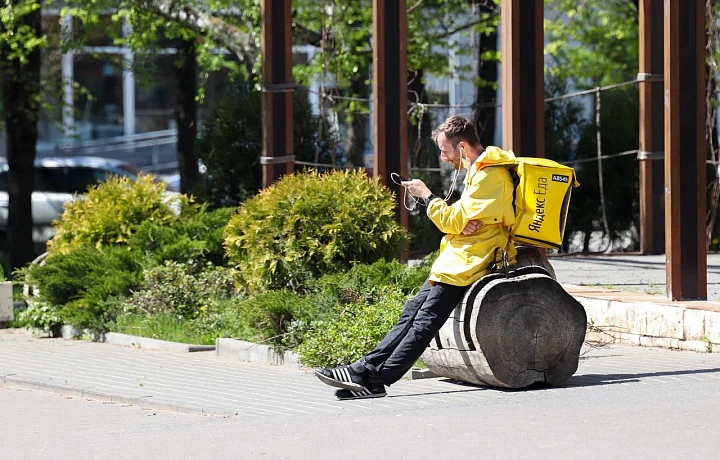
[574, 294, 720, 353]
[56, 326, 216, 353]
[104, 332, 216, 353]
[215, 338, 299, 366]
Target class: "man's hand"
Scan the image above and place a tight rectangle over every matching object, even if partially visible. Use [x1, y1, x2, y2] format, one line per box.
[401, 179, 432, 199]
[461, 220, 482, 235]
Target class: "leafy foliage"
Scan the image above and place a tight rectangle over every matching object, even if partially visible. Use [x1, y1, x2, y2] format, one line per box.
[298, 286, 408, 367]
[545, 0, 639, 87]
[19, 245, 145, 332]
[127, 205, 235, 266]
[224, 290, 322, 351]
[224, 169, 408, 293]
[47, 174, 191, 255]
[14, 301, 63, 335]
[122, 261, 237, 321]
[194, 83, 338, 208]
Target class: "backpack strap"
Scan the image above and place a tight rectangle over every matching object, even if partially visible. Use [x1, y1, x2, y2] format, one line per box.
[508, 167, 520, 215]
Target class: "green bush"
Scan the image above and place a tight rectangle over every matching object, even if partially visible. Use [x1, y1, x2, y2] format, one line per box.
[19, 245, 145, 332]
[311, 258, 431, 315]
[14, 301, 63, 335]
[122, 261, 237, 321]
[127, 206, 235, 266]
[224, 170, 409, 293]
[224, 290, 324, 351]
[298, 286, 408, 367]
[48, 174, 192, 255]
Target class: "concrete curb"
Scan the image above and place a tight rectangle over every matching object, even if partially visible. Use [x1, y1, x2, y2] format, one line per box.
[0, 375, 222, 416]
[216, 338, 299, 367]
[103, 332, 216, 353]
[567, 287, 720, 353]
[215, 338, 434, 381]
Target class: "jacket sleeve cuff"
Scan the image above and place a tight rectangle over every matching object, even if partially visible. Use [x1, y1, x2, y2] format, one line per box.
[423, 194, 438, 206]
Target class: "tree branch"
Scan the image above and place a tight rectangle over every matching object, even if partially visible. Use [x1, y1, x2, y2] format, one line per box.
[435, 18, 491, 40]
[151, 0, 255, 64]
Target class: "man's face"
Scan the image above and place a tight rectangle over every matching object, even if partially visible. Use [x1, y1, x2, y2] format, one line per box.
[436, 132, 462, 170]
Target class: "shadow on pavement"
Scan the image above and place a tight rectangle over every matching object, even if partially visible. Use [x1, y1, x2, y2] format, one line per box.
[392, 366, 720, 397]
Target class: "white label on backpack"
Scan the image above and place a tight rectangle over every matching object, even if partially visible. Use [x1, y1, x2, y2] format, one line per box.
[552, 174, 570, 183]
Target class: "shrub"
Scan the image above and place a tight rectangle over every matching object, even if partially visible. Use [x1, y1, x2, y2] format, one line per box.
[224, 170, 409, 293]
[310, 258, 431, 315]
[19, 245, 145, 332]
[224, 290, 325, 352]
[47, 174, 192, 255]
[298, 286, 408, 367]
[14, 301, 63, 335]
[127, 206, 235, 266]
[123, 261, 237, 321]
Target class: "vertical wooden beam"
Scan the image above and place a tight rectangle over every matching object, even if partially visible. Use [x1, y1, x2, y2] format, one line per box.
[373, 0, 409, 229]
[664, 0, 706, 300]
[261, 0, 294, 188]
[638, 0, 665, 255]
[501, 0, 544, 158]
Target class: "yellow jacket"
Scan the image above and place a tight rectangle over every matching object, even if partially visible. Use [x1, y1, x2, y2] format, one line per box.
[427, 146, 518, 286]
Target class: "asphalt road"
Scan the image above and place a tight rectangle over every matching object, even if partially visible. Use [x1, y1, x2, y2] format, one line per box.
[2, 343, 720, 460]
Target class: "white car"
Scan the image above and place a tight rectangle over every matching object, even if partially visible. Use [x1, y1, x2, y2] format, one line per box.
[0, 156, 179, 256]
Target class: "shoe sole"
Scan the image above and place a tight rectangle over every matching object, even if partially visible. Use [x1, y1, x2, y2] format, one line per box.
[335, 390, 387, 400]
[314, 369, 366, 391]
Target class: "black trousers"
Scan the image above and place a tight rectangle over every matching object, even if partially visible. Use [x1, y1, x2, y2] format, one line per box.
[350, 279, 467, 386]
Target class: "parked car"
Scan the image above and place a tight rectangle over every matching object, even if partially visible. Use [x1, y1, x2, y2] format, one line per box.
[0, 156, 179, 256]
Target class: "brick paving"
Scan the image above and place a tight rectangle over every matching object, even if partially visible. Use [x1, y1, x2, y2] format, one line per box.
[2, 329, 720, 417]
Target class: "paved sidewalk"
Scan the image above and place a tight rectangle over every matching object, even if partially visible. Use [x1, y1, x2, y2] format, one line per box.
[2, 329, 720, 417]
[550, 253, 720, 300]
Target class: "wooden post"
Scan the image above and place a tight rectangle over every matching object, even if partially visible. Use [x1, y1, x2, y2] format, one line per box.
[260, 0, 294, 188]
[638, 0, 665, 255]
[373, 0, 409, 230]
[664, 0, 706, 300]
[501, 0, 544, 158]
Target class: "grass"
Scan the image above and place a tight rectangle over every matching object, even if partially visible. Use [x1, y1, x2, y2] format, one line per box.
[114, 314, 216, 346]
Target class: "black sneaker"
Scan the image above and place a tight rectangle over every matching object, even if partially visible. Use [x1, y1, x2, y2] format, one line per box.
[335, 385, 387, 400]
[314, 365, 367, 391]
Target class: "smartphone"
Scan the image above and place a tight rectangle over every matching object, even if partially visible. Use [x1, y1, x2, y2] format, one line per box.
[390, 172, 410, 184]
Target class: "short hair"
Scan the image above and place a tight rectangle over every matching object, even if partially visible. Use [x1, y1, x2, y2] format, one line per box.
[432, 115, 480, 148]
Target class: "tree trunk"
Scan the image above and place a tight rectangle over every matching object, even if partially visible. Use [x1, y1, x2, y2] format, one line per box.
[175, 38, 199, 194]
[345, 70, 369, 167]
[422, 247, 587, 388]
[0, 8, 42, 275]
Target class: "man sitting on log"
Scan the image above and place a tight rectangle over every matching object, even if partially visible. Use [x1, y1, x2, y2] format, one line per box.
[315, 115, 518, 400]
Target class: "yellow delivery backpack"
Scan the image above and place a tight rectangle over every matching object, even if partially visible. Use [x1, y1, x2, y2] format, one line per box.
[509, 157, 580, 250]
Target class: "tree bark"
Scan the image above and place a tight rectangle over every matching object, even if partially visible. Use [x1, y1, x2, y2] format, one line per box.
[422, 247, 587, 388]
[175, 38, 199, 194]
[0, 8, 42, 275]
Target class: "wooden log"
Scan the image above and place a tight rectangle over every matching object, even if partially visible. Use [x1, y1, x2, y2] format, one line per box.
[422, 251, 586, 388]
[514, 245, 556, 279]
